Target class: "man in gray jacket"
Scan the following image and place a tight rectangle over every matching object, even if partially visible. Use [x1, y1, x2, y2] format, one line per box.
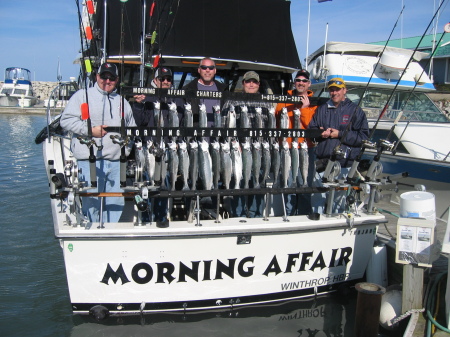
[60, 62, 136, 223]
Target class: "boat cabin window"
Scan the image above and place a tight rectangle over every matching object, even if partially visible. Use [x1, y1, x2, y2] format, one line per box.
[339, 88, 448, 123]
[13, 89, 27, 96]
[1, 88, 13, 95]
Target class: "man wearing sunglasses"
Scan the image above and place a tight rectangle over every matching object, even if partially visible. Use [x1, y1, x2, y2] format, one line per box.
[275, 69, 318, 216]
[309, 77, 369, 214]
[183, 57, 226, 127]
[60, 62, 136, 224]
[131, 66, 184, 228]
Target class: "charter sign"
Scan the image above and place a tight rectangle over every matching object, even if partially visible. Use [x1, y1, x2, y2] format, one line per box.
[100, 247, 353, 288]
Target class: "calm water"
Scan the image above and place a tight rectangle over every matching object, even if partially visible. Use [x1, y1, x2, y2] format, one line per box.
[0, 114, 399, 337]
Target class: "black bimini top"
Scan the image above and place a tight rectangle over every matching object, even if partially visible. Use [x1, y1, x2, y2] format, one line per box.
[94, 0, 300, 70]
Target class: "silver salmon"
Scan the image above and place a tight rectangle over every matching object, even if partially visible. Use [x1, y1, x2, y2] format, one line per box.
[231, 139, 243, 189]
[167, 141, 178, 191]
[188, 139, 199, 190]
[252, 140, 262, 188]
[241, 140, 252, 189]
[271, 141, 280, 187]
[178, 140, 190, 191]
[220, 140, 232, 190]
[299, 141, 309, 187]
[198, 139, 213, 190]
[281, 140, 291, 188]
[199, 103, 207, 128]
[260, 140, 271, 187]
[290, 141, 299, 188]
[210, 140, 221, 190]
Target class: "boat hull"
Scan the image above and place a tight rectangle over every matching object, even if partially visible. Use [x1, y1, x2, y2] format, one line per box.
[62, 220, 379, 315]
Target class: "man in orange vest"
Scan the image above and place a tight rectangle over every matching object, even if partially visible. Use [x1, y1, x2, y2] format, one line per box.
[275, 69, 318, 215]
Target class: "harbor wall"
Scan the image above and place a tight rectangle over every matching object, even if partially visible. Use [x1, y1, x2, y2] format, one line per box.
[1, 81, 450, 118]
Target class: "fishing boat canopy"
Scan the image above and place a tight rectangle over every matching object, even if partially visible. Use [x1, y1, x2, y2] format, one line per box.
[88, 0, 301, 72]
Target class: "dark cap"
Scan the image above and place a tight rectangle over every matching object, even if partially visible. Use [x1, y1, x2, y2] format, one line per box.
[155, 67, 173, 78]
[295, 69, 310, 80]
[98, 63, 118, 77]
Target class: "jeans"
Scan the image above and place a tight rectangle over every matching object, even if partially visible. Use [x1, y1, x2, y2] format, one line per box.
[78, 159, 124, 223]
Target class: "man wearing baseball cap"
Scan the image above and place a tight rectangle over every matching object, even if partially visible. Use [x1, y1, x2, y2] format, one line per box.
[309, 77, 369, 214]
[275, 69, 318, 216]
[60, 62, 136, 224]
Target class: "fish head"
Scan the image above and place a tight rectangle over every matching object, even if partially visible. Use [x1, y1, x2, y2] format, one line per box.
[269, 107, 275, 115]
[199, 103, 206, 112]
[154, 101, 160, 110]
[184, 102, 192, 111]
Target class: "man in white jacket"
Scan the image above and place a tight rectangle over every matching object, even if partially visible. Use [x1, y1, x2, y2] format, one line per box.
[61, 63, 136, 224]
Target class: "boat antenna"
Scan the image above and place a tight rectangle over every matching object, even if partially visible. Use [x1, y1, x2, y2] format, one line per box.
[346, 0, 447, 181]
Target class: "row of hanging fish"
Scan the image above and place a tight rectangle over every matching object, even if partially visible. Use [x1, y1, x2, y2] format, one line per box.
[134, 137, 310, 191]
[157, 102, 305, 137]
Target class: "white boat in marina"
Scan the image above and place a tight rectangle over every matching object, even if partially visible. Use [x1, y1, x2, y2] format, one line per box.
[306, 41, 450, 219]
[0, 67, 39, 107]
[37, 1, 388, 318]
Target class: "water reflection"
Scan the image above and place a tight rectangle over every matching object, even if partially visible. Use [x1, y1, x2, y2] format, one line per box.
[71, 294, 356, 337]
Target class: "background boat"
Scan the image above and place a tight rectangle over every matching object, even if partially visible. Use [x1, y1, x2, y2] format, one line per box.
[0, 67, 39, 107]
[306, 41, 450, 220]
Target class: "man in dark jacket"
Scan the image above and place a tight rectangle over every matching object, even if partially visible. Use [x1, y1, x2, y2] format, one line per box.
[132, 67, 184, 227]
[183, 57, 226, 127]
[309, 77, 369, 214]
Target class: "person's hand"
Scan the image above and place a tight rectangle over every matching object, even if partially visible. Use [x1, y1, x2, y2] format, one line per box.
[134, 94, 145, 103]
[300, 95, 310, 108]
[92, 125, 107, 138]
[321, 127, 331, 138]
[329, 128, 339, 139]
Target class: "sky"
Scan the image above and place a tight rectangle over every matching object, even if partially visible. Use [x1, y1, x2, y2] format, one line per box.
[0, 0, 449, 82]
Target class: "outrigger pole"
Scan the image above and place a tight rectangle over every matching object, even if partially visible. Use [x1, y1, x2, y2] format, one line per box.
[321, 5, 405, 184]
[347, 0, 447, 181]
[390, 27, 449, 155]
[119, 0, 128, 188]
[76, 0, 99, 188]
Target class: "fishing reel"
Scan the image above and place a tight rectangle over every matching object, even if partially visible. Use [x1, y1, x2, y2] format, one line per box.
[377, 138, 395, 152]
[78, 136, 103, 151]
[110, 134, 129, 148]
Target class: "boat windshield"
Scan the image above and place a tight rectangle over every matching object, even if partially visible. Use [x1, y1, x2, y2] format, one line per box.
[319, 87, 449, 123]
[5, 67, 32, 81]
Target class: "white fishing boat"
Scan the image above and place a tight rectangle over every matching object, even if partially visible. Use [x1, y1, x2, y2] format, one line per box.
[37, 0, 388, 318]
[0, 67, 39, 107]
[306, 41, 450, 219]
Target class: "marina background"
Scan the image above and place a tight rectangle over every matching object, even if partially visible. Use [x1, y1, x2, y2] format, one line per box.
[1, 0, 449, 82]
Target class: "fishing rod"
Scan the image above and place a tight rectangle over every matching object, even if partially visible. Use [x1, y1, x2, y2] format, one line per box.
[76, 0, 98, 188]
[320, 5, 405, 183]
[119, 0, 128, 188]
[347, 0, 447, 181]
[390, 27, 448, 155]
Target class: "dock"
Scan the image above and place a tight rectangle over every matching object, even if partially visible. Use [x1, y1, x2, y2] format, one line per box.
[375, 192, 449, 336]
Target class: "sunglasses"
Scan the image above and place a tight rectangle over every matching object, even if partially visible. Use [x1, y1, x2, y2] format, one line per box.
[199, 65, 215, 70]
[158, 76, 172, 82]
[295, 78, 309, 83]
[244, 79, 259, 84]
[100, 74, 117, 81]
[328, 80, 344, 86]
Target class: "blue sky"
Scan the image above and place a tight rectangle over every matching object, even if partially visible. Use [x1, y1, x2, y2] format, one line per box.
[0, 0, 448, 82]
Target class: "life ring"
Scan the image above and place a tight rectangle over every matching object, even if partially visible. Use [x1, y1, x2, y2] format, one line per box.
[310, 55, 323, 80]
